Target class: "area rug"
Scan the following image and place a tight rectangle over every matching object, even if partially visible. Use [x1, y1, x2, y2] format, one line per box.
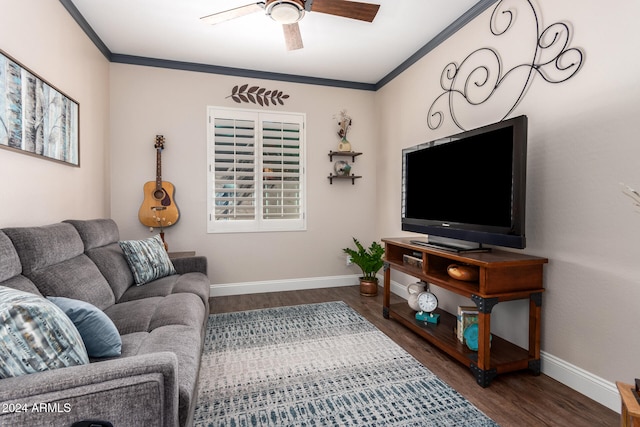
[193, 301, 498, 426]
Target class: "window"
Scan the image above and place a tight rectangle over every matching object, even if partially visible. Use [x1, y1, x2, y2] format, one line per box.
[207, 107, 306, 233]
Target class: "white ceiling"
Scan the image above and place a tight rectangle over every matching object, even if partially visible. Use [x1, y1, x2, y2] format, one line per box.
[69, 0, 483, 85]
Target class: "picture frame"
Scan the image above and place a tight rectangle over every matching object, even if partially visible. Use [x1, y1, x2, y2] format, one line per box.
[0, 49, 79, 166]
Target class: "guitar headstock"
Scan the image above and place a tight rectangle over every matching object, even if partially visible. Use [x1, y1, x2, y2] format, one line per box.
[155, 135, 165, 150]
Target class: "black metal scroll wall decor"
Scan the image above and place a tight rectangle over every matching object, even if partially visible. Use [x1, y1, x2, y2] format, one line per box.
[427, 0, 584, 131]
[226, 84, 290, 106]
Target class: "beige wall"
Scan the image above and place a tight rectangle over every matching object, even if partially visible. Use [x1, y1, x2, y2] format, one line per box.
[375, 0, 640, 386]
[0, 1, 110, 225]
[109, 64, 378, 284]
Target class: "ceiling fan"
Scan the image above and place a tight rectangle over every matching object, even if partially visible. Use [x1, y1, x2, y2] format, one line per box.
[201, 0, 380, 51]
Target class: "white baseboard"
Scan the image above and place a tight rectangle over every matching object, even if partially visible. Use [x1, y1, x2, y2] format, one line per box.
[540, 351, 619, 412]
[209, 275, 619, 413]
[210, 274, 360, 297]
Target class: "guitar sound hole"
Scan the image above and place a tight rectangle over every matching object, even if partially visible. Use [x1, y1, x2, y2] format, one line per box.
[153, 189, 165, 200]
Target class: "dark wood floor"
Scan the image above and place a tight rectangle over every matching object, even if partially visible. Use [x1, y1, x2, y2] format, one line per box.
[210, 286, 618, 426]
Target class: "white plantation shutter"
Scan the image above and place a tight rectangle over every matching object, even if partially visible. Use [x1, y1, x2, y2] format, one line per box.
[262, 118, 302, 220]
[207, 107, 306, 233]
[212, 116, 256, 221]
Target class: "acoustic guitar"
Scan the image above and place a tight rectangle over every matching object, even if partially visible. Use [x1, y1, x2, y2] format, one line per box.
[138, 135, 179, 228]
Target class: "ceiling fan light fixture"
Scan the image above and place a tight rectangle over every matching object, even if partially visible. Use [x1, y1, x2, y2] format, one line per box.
[266, 0, 305, 24]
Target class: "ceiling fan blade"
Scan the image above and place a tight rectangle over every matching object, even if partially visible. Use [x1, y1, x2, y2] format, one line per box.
[310, 0, 380, 22]
[200, 2, 265, 25]
[283, 23, 304, 51]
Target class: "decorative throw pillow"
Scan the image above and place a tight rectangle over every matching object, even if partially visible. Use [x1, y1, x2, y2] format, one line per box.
[47, 296, 122, 358]
[119, 234, 176, 285]
[0, 286, 89, 379]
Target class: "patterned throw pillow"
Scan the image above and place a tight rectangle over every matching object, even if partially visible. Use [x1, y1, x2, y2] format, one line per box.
[0, 286, 89, 379]
[47, 296, 122, 358]
[119, 234, 176, 285]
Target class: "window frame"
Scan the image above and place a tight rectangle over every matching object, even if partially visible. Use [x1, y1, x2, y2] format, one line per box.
[206, 106, 306, 233]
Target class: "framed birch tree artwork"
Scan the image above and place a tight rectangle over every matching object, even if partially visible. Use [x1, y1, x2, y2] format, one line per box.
[0, 50, 79, 166]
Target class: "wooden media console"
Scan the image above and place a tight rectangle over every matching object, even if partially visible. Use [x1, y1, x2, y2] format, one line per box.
[382, 237, 548, 387]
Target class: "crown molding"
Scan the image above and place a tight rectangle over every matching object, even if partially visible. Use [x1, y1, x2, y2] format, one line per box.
[60, 0, 498, 91]
[59, 0, 112, 60]
[110, 54, 377, 91]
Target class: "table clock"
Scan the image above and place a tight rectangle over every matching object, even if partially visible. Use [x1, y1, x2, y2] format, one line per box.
[415, 290, 440, 324]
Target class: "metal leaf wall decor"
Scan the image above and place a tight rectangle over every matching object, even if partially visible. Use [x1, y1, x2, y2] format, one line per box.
[227, 84, 290, 106]
[427, 0, 584, 131]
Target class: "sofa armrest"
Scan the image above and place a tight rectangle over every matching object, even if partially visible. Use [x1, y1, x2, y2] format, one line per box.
[0, 352, 179, 427]
[172, 256, 207, 275]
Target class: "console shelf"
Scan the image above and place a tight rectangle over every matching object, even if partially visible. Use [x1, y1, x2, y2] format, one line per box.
[382, 237, 548, 387]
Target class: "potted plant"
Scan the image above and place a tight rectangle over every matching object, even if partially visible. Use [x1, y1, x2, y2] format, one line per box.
[343, 238, 385, 296]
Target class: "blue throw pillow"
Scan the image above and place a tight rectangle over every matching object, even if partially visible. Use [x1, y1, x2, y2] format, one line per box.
[0, 286, 89, 379]
[119, 234, 176, 285]
[47, 296, 122, 358]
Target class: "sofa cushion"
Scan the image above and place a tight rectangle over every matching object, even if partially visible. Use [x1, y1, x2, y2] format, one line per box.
[104, 293, 205, 335]
[28, 256, 116, 310]
[118, 272, 210, 308]
[65, 219, 135, 300]
[3, 224, 116, 310]
[0, 286, 89, 379]
[64, 219, 120, 250]
[0, 231, 21, 282]
[123, 325, 203, 427]
[85, 242, 135, 301]
[0, 275, 43, 296]
[0, 231, 42, 296]
[47, 296, 122, 358]
[4, 223, 84, 273]
[119, 234, 176, 285]
[119, 332, 148, 358]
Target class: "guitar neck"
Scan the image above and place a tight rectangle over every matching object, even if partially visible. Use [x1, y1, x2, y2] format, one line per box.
[155, 148, 162, 190]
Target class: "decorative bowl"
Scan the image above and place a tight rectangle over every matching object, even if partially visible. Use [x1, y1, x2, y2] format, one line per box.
[447, 264, 479, 282]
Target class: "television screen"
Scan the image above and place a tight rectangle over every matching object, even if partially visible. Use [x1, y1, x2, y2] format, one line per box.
[401, 115, 527, 250]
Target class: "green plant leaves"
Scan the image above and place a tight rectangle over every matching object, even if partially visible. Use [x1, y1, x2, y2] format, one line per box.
[343, 238, 385, 280]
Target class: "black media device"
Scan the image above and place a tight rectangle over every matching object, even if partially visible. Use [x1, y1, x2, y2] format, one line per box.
[401, 115, 528, 251]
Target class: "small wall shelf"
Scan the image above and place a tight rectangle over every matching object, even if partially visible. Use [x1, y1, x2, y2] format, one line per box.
[328, 151, 362, 162]
[328, 151, 363, 184]
[328, 173, 362, 185]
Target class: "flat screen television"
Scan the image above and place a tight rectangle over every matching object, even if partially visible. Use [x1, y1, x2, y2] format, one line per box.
[401, 115, 527, 251]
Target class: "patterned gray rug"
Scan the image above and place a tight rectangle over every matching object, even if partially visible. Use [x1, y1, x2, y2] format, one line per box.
[193, 301, 498, 426]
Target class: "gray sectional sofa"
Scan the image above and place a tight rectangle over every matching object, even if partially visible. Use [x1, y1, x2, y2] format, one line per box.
[0, 219, 210, 427]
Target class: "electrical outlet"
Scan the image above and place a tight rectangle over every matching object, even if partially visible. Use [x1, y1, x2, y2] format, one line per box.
[346, 255, 353, 266]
